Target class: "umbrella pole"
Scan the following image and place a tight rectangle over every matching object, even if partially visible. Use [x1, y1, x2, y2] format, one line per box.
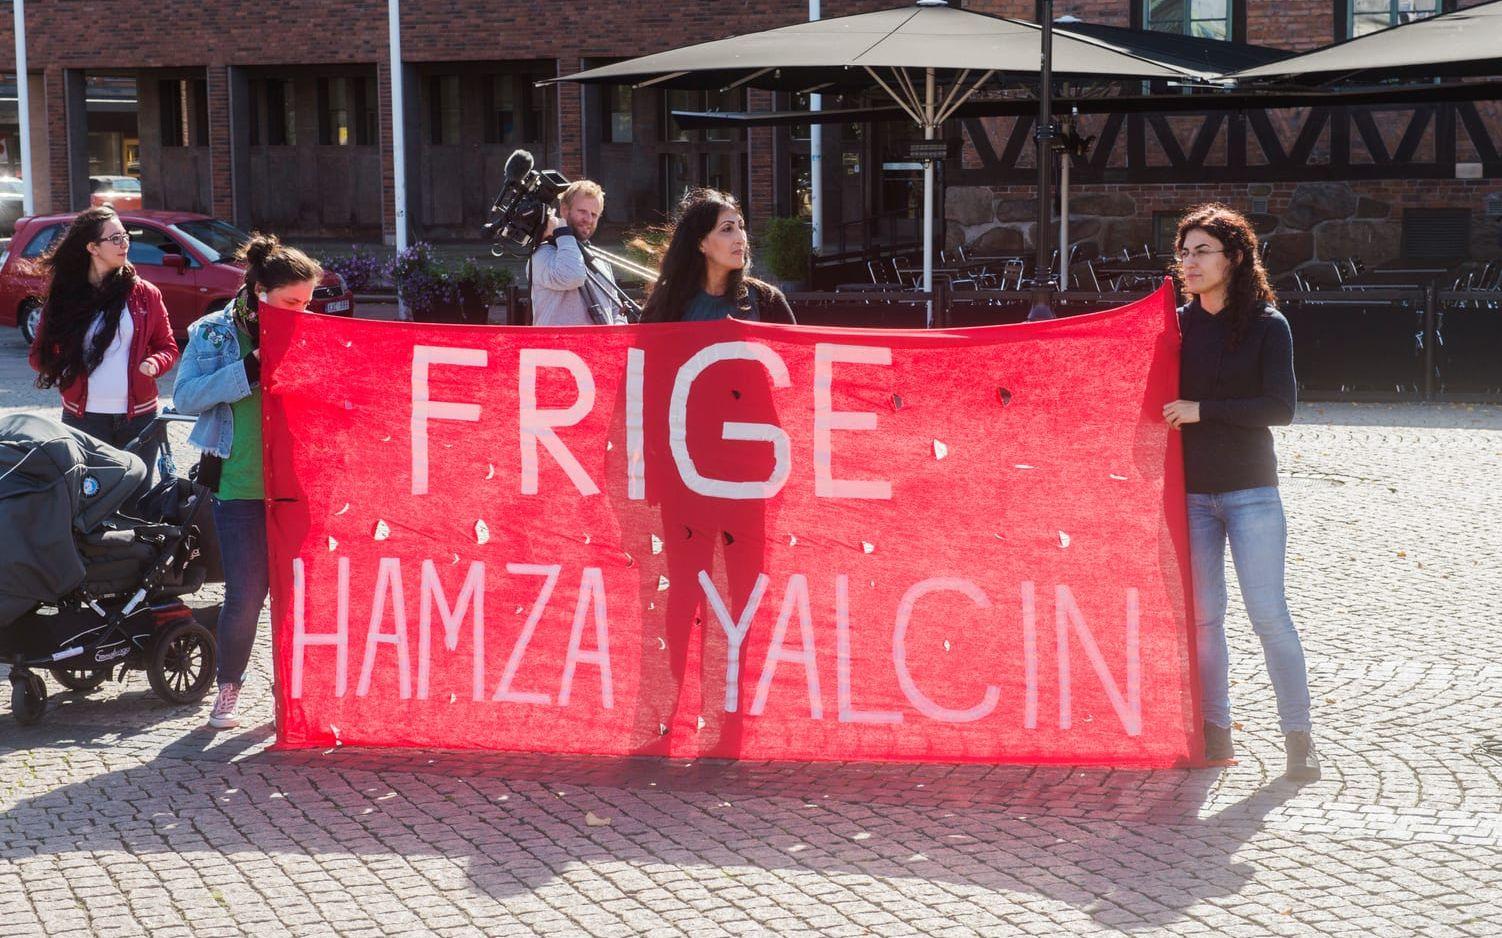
[1031, 0, 1056, 319]
[1059, 109, 1069, 288]
[924, 67, 936, 325]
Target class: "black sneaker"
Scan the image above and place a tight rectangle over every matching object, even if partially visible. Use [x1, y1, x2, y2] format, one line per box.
[1284, 731, 1322, 783]
[1203, 722, 1234, 761]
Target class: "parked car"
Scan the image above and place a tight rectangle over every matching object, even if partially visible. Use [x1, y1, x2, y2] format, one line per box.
[89, 175, 143, 211]
[0, 177, 25, 237]
[0, 210, 354, 345]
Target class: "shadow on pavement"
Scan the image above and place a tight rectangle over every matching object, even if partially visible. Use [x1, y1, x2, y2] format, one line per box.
[1, 731, 1305, 931]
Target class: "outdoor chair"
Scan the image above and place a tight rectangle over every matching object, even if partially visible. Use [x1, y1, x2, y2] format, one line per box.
[1083, 260, 1103, 293]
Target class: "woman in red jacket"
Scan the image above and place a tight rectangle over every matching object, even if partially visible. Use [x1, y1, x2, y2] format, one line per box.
[29, 206, 178, 463]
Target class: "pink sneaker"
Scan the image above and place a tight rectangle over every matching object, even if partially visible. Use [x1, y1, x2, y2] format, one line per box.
[208, 682, 241, 729]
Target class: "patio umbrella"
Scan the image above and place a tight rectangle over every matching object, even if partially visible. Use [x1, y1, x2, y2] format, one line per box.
[547, 0, 1212, 316]
[1228, 0, 1502, 83]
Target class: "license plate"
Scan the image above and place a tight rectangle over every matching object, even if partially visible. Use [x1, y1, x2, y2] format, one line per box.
[324, 300, 351, 313]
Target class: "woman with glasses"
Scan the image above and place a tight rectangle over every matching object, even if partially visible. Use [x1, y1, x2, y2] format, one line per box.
[29, 205, 178, 459]
[1162, 203, 1321, 783]
[174, 233, 322, 730]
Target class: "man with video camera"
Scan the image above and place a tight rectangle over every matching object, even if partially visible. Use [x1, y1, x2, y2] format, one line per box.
[529, 180, 624, 326]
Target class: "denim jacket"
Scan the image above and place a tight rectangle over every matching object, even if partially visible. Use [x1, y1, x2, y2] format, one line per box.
[173, 304, 254, 458]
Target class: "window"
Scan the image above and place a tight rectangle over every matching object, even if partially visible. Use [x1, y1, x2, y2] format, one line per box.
[790, 93, 812, 142]
[704, 88, 745, 143]
[126, 226, 191, 268]
[1144, 0, 1231, 41]
[21, 224, 61, 259]
[487, 74, 545, 145]
[1152, 211, 1183, 255]
[663, 89, 701, 143]
[192, 79, 209, 146]
[661, 153, 690, 212]
[174, 218, 251, 263]
[429, 75, 461, 145]
[318, 76, 376, 146]
[160, 80, 187, 147]
[1349, 0, 1441, 38]
[250, 79, 296, 146]
[606, 85, 633, 143]
[789, 153, 812, 218]
[704, 152, 736, 192]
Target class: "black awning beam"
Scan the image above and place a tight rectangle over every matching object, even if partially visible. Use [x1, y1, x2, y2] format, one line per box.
[669, 79, 1502, 128]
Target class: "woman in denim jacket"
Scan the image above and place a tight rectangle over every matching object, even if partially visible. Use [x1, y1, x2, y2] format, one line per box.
[174, 234, 322, 730]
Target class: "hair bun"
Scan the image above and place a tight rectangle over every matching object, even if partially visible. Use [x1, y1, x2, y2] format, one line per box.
[240, 233, 281, 267]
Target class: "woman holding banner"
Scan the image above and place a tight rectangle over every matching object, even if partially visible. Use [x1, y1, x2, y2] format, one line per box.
[1162, 203, 1321, 783]
[640, 188, 796, 324]
[174, 234, 322, 730]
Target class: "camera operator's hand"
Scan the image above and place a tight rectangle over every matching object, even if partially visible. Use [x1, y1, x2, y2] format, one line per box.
[544, 211, 563, 240]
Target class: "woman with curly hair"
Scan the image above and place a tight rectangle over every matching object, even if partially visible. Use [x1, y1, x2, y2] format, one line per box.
[1163, 203, 1320, 782]
[640, 188, 795, 324]
[28, 206, 178, 460]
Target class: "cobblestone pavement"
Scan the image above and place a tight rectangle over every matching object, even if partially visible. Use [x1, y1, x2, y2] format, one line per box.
[2, 324, 1499, 937]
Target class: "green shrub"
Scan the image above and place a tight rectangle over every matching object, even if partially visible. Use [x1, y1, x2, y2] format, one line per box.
[760, 217, 811, 283]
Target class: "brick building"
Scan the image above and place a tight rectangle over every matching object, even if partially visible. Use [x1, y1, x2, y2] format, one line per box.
[0, 0, 1498, 275]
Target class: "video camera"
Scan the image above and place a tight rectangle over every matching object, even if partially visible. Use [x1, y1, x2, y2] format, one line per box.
[482, 149, 571, 256]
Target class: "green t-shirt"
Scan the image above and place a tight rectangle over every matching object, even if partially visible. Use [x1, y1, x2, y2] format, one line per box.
[216, 329, 264, 501]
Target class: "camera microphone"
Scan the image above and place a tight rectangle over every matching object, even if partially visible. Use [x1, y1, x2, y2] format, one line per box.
[503, 148, 535, 183]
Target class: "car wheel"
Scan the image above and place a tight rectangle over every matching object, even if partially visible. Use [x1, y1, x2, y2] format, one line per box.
[19, 298, 42, 346]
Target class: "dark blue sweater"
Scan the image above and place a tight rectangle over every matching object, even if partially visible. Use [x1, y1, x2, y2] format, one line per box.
[1178, 299, 1296, 494]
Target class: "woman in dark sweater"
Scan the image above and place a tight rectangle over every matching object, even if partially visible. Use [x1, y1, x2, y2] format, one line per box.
[640, 188, 794, 324]
[1162, 203, 1320, 782]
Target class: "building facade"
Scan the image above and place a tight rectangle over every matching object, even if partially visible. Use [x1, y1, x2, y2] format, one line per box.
[1, 0, 1498, 274]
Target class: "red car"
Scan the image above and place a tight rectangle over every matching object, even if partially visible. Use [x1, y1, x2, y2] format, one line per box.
[1, 210, 354, 345]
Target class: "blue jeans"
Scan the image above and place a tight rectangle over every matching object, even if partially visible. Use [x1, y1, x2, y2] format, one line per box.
[1188, 486, 1312, 734]
[210, 497, 269, 686]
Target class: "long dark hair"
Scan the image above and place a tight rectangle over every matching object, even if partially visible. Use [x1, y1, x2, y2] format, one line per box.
[641, 188, 766, 323]
[1174, 203, 1277, 350]
[33, 206, 138, 390]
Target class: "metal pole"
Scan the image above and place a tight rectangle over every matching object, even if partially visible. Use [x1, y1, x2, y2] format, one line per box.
[923, 67, 935, 308]
[1423, 284, 1437, 401]
[809, 0, 822, 255]
[1058, 128, 1068, 287]
[1032, 0, 1055, 316]
[387, 0, 409, 319]
[14, 0, 33, 215]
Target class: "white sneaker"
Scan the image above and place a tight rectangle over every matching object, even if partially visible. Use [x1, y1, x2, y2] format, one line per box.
[208, 682, 241, 729]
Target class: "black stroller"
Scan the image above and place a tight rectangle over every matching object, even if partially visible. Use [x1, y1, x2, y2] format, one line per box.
[0, 413, 220, 724]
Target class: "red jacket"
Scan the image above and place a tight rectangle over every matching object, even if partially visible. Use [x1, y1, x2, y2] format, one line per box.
[29, 278, 180, 418]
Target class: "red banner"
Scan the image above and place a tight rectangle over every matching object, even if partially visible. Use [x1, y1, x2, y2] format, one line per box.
[261, 282, 1198, 766]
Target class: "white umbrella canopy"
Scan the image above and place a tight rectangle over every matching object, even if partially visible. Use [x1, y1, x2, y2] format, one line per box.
[558, 3, 1206, 90]
[549, 1, 1214, 312]
[1230, 0, 1502, 82]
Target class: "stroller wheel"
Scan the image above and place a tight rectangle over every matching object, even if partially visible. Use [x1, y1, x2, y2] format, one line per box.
[10, 671, 47, 725]
[148, 617, 217, 705]
[50, 666, 111, 694]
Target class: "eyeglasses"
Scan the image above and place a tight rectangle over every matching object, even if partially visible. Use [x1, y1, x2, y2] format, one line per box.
[1176, 247, 1225, 263]
[95, 232, 132, 248]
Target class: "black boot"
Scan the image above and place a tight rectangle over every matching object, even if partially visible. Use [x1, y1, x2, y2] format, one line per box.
[1284, 731, 1322, 782]
[1203, 722, 1234, 761]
